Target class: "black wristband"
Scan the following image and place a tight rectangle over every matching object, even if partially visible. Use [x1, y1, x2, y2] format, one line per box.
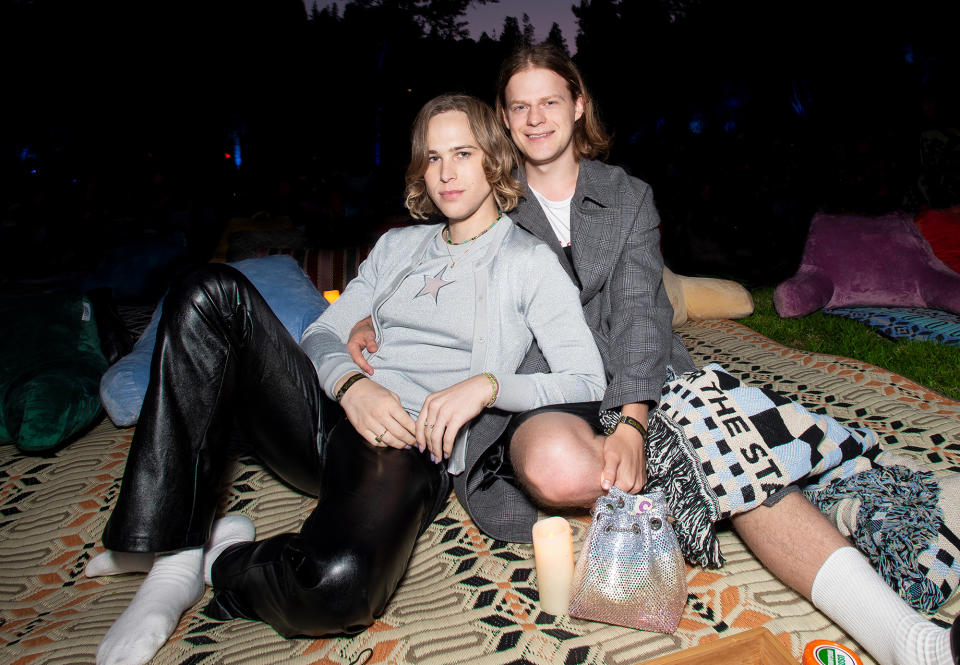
[335, 373, 367, 402]
[617, 415, 648, 440]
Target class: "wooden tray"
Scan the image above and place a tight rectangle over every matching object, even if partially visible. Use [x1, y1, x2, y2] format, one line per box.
[638, 628, 798, 665]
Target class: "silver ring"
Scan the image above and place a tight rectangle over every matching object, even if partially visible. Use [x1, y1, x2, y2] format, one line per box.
[426, 423, 435, 430]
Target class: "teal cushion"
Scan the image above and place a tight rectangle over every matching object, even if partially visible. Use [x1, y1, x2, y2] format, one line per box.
[0, 293, 108, 453]
[99, 255, 329, 427]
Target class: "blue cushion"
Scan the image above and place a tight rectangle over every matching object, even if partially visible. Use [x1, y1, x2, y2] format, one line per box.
[100, 255, 328, 426]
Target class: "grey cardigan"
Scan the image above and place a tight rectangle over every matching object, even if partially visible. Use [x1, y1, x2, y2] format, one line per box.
[300, 214, 606, 475]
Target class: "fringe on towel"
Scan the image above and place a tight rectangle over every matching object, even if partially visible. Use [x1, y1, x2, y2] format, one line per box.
[644, 410, 725, 568]
[805, 465, 945, 613]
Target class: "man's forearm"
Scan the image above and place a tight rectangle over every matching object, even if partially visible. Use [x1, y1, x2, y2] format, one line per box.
[620, 402, 650, 426]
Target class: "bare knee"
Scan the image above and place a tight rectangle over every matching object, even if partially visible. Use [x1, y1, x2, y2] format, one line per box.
[510, 414, 604, 508]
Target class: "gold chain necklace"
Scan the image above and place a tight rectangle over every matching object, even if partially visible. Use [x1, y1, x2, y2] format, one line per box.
[442, 214, 501, 268]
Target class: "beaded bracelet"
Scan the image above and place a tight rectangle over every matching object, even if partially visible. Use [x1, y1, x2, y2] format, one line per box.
[617, 414, 648, 440]
[335, 373, 367, 403]
[482, 372, 499, 407]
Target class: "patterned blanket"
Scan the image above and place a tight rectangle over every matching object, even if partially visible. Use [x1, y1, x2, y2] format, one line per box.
[824, 306, 960, 347]
[645, 363, 878, 567]
[645, 363, 959, 613]
[3, 320, 959, 665]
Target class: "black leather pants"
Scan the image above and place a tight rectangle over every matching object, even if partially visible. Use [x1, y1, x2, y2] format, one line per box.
[102, 264, 450, 637]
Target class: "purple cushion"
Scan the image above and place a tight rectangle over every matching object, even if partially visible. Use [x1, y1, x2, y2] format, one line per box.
[774, 212, 960, 318]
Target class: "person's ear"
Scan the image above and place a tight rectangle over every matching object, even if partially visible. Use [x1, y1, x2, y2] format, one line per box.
[501, 107, 510, 128]
[574, 96, 585, 122]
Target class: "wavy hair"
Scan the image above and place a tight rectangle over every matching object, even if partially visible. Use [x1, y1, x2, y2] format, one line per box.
[405, 94, 523, 220]
[496, 44, 611, 161]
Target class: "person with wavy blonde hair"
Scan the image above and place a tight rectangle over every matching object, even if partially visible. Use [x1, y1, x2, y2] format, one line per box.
[405, 93, 523, 219]
[86, 92, 604, 665]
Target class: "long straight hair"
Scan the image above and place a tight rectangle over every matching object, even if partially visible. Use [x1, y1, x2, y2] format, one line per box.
[496, 44, 611, 161]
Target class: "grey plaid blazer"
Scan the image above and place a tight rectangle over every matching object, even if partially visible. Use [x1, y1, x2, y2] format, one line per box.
[453, 160, 696, 543]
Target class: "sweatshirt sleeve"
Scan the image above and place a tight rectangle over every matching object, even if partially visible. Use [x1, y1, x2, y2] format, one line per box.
[492, 243, 606, 411]
[299, 233, 387, 400]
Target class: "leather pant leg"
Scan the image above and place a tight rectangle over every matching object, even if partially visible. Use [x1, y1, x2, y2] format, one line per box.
[203, 413, 451, 638]
[102, 263, 323, 553]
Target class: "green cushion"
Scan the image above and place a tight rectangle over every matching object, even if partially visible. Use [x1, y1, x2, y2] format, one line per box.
[0, 293, 108, 453]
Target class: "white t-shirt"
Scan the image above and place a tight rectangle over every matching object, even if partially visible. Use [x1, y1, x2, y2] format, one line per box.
[529, 185, 573, 247]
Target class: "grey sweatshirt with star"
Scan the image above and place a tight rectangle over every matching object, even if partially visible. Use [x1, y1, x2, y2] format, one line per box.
[299, 215, 606, 473]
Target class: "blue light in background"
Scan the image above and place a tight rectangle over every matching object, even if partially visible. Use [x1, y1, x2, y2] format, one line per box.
[904, 44, 914, 64]
[229, 129, 242, 168]
[688, 114, 704, 134]
[790, 84, 805, 116]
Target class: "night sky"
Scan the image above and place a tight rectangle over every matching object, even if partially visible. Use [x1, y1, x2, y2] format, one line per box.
[309, 0, 579, 48]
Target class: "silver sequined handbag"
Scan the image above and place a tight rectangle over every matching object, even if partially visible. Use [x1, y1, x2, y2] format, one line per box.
[568, 487, 687, 633]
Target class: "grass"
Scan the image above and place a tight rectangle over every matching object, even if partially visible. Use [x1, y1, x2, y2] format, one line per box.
[736, 288, 960, 402]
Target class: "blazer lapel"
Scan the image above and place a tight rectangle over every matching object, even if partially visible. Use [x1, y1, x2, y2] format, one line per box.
[570, 161, 623, 301]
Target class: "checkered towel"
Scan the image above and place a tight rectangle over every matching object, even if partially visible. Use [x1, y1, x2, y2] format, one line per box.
[644, 363, 878, 567]
[644, 364, 960, 612]
[804, 453, 960, 613]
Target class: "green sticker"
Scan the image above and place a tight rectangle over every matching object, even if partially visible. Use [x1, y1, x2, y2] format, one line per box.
[814, 645, 855, 665]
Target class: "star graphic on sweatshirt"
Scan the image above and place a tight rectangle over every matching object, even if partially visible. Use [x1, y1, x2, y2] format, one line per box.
[415, 267, 454, 304]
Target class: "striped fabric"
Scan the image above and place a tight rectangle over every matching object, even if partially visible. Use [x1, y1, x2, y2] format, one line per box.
[824, 306, 960, 347]
[254, 246, 372, 293]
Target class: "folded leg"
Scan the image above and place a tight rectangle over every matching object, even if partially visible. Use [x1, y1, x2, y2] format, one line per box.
[102, 264, 323, 553]
[205, 416, 450, 637]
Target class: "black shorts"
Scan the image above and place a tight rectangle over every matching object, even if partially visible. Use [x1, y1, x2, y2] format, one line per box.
[505, 401, 605, 441]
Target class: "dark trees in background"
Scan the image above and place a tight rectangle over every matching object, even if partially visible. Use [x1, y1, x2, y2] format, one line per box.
[545, 22, 569, 55]
[570, 0, 960, 282]
[3, 0, 959, 285]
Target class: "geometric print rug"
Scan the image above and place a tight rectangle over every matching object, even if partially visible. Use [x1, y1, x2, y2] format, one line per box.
[824, 306, 960, 347]
[2, 319, 959, 665]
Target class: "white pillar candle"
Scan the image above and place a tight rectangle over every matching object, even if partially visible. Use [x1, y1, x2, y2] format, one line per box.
[532, 516, 574, 615]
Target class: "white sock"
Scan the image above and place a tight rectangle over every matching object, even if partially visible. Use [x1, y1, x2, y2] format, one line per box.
[811, 546, 952, 665]
[86, 514, 256, 583]
[96, 547, 203, 665]
[86, 551, 155, 577]
[202, 514, 255, 586]
[897, 618, 955, 665]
